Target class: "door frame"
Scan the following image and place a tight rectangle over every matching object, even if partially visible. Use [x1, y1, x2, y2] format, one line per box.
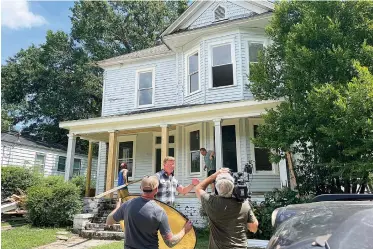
[152, 130, 176, 174]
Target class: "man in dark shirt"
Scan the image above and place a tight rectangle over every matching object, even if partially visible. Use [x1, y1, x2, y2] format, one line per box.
[195, 168, 259, 249]
[106, 175, 193, 249]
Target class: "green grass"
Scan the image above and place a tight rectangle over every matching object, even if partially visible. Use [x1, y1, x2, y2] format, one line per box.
[1, 225, 70, 249]
[92, 232, 209, 249]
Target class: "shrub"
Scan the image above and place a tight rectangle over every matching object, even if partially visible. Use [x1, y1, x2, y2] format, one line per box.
[249, 188, 311, 240]
[1, 166, 41, 200]
[71, 175, 86, 197]
[26, 175, 82, 227]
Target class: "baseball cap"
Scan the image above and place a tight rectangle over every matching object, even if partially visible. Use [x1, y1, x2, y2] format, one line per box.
[141, 176, 159, 192]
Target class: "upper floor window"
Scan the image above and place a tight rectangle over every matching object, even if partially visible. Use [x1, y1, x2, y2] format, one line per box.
[187, 52, 199, 94]
[214, 6, 226, 21]
[137, 69, 154, 106]
[212, 44, 234, 87]
[249, 43, 264, 63]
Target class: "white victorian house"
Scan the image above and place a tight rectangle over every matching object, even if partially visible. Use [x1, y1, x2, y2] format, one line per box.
[60, 0, 287, 226]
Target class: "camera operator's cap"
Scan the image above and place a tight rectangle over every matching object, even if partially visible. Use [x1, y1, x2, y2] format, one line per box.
[141, 175, 159, 192]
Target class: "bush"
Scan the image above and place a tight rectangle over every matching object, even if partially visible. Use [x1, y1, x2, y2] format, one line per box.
[26, 175, 82, 227]
[1, 166, 41, 200]
[71, 175, 86, 197]
[249, 188, 311, 240]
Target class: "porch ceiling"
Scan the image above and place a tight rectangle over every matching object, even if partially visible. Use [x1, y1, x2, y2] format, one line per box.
[59, 100, 281, 138]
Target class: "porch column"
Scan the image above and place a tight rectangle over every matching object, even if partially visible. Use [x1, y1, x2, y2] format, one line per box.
[213, 119, 223, 169]
[161, 124, 169, 167]
[106, 131, 118, 195]
[85, 141, 93, 197]
[64, 133, 76, 181]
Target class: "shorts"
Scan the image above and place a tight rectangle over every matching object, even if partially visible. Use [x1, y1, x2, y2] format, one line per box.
[208, 170, 216, 177]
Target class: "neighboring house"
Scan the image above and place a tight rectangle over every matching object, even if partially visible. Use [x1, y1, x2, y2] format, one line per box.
[60, 1, 288, 227]
[1, 132, 98, 182]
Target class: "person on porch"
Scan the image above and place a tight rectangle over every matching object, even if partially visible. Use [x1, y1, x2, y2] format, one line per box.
[117, 162, 129, 199]
[200, 148, 216, 193]
[106, 175, 193, 249]
[155, 156, 200, 206]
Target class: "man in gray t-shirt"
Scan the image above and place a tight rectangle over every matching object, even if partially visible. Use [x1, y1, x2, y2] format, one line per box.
[106, 176, 193, 249]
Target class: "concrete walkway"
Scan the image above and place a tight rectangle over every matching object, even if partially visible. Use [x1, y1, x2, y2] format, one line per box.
[35, 235, 120, 249]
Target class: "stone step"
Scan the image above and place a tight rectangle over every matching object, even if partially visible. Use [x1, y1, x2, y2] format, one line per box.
[85, 222, 122, 232]
[80, 229, 124, 240]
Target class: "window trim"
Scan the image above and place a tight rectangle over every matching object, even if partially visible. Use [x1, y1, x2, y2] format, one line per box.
[116, 135, 137, 181]
[184, 47, 201, 96]
[73, 158, 82, 176]
[135, 67, 155, 108]
[34, 153, 45, 173]
[213, 4, 227, 21]
[152, 131, 176, 174]
[57, 155, 67, 172]
[248, 119, 277, 174]
[244, 38, 268, 76]
[185, 123, 203, 176]
[208, 39, 237, 89]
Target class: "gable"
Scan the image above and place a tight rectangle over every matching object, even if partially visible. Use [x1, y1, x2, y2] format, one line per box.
[188, 1, 256, 30]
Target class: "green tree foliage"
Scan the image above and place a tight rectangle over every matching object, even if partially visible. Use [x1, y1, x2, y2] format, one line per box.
[249, 1, 373, 194]
[70, 0, 188, 60]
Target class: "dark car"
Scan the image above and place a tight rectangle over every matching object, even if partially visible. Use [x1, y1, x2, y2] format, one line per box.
[267, 194, 373, 249]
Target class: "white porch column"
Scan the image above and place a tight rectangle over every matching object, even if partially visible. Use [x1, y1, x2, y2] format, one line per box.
[161, 124, 169, 167]
[279, 158, 288, 187]
[65, 133, 76, 181]
[213, 119, 223, 169]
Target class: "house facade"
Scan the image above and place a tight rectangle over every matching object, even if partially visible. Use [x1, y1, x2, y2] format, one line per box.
[60, 0, 287, 227]
[1, 132, 98, 181]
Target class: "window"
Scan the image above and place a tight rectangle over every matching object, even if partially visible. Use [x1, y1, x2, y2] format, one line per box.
[187, 52, 199, 94]
[253, 125, 272, 171]
[214, 6, 226, 21]
[73, 158, 81, 176]
[137, 69, 154, 106]
[35, 153, 45, 173]
[154, 134, 175, 173]
[57, 156, 66, 172]
[117, 141, 134, 179]
[212, 44, 234, 87]
[190, 130, 200, 173]
[249, 43, 264, 63]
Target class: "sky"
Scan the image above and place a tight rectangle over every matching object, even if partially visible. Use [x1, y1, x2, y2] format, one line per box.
[1, 0, 75, 64]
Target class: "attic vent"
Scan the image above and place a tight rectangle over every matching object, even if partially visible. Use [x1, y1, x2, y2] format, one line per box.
[214, 6, 226, 21]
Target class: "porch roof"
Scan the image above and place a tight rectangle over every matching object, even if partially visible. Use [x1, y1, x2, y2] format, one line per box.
[59, 99, 281, 142]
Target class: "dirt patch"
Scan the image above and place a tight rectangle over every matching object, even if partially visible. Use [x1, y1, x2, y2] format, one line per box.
[35, 235, 121, 249]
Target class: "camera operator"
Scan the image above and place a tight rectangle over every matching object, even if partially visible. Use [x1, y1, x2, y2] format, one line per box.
[195, 168, 259, 249]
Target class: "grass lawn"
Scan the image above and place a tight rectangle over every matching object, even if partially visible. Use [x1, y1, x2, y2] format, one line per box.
[1, 225, 71, 249]
[92, 232, 209, 249]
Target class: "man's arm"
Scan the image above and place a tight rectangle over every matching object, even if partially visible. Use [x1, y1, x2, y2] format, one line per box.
[161, 221, 193, 248]
[177, 179, 199, 195]
[123, 169, 128, 184]
[247, 209, 259, 233]
[106, 200, 123, 226]
[195, 168, 230, 199]
[210, 151, 215, 159]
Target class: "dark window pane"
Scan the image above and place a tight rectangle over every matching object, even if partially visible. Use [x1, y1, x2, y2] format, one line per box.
[169, 148, 175, 157]
[212, 64, 233, 87]
[169, 136, 175, 144]
[255, 148, 272, 171]
[139, 89, 152, 105]
[156, 137, 161, 144]
[156, 149, 162, 172]
[190, 130, 200, 150]
[118, 141, 133, 159]
[249, 43, 263, 63]
[189, 53, 198, 74]
[191, 151, 200, 173]
[254, 125, 259, 138]
[189, 72, 199, 93]
[58, 156, 66, 172]
[139, 72, 152, 89]
[73, 158, 81, 176]
[213, 44, 231, 66]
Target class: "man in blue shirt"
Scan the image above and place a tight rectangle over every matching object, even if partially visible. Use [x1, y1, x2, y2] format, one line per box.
[117, 162, 129, 199]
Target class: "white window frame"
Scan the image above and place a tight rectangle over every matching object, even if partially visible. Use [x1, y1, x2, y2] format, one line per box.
[152, 131, 176, 174]
[208, 39, 237, 89]
[185, 123, 203, 176]
[185, 47, 201, 96]
[213, 5, 227, 21]
[135, 68, 155, 108]
[244, 38, 268, 75]
[248, 119, 278, 174]
[34, 153, 45, 173]
[73, 158, 82, 176]
[116, 135, 137, 181]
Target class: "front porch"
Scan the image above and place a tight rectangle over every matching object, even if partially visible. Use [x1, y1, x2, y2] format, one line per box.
[60, 100, 287, 200]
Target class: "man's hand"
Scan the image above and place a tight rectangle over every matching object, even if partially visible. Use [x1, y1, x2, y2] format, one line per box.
[211, 168, 230, 179]
[192, 178, 200, 186]
[184, 220, 193, 233]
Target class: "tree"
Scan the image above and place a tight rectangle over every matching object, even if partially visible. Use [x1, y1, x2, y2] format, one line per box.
[70, 0, 188, 60]
[249, 1, 373, 194]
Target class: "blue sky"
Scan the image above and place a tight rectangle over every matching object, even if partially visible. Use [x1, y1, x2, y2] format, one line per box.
[1, 1, 74, 64]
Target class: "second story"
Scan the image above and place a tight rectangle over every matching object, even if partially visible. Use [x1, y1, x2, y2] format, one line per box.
[98, 0, 274, 117]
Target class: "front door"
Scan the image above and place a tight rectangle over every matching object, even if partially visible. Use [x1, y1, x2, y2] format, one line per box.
[222, 125, 237, 172]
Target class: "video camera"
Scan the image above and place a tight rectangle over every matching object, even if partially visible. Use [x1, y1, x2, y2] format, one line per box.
[230, 162, 253, 202]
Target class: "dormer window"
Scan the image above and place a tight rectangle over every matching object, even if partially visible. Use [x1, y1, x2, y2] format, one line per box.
[214, 6, 226, 21]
